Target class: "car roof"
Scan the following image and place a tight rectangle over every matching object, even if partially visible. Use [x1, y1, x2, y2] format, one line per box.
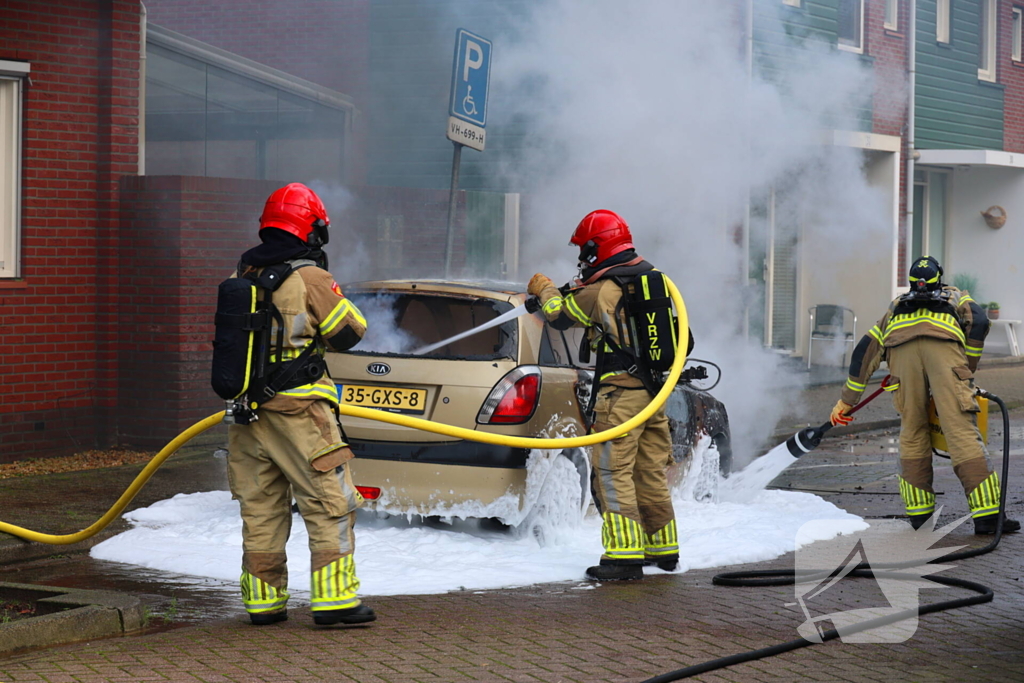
[341, 279, 527, 298]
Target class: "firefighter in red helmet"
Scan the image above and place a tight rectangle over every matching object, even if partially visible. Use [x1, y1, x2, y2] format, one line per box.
[223, 183, 375, 625]
[528, 210, 681, 581]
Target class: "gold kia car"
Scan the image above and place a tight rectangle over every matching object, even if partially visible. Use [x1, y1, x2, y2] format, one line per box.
[326, 280, 731, 526]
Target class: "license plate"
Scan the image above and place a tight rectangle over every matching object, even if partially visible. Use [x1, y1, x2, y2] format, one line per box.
[337, 384, 427, 414]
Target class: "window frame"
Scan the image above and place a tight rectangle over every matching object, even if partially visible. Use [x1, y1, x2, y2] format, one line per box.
[885, 0, 900, 31]
[979, 0, 998, 82]
[937, 0, 952, 44]
[0, 60, 29, 280]
[838, 0, 866, 54]
[1013, 6, 1023, 62]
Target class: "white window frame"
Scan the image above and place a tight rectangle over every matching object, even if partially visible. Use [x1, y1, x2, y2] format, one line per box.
[937, 0, 952, 43]
[885, 0, 900, 31]
[783, 0, 801, 6]
[838, 0, 865, 54]
[0, 60, 29, 279]
[979, 0, 998, 81]
[1013, 7, 1023, 62]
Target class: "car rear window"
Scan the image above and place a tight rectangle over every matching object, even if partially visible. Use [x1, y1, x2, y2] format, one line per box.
[344, 292, 517, 360]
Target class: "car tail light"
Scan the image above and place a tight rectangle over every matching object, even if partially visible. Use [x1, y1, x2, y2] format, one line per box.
[356, 486, 381, 500]
[477, 367, 542, 425]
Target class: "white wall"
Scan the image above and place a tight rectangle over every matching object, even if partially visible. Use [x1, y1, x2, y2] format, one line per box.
[944, 166, 1024, 353]
[796, 149, 900, 363]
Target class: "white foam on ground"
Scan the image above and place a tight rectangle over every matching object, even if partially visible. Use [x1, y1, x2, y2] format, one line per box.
[91, 440, 865, 596]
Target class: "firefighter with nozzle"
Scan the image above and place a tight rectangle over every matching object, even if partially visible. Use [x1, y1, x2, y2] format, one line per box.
[528, 210, 689, 581]
[210, 183, 376, 626]
[831, 255, 1019, 534]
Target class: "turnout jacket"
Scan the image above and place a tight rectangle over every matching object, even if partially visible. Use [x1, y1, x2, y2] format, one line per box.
[840, 286, 989, 405]
[240, 261, 367, 413]
[534, 260, 658, 389]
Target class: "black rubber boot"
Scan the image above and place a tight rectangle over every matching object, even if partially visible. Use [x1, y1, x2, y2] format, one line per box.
[973, 515, 1021, 535]
[644, 556, 679, 572]
[585, 561, 644, 581]
[313, 603, 377, 626]
[249, 609, 287, 626]
[909, 513, 933, 530]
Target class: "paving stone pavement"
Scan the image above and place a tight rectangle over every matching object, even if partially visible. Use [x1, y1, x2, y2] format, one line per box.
[1, 373, 1022, 682]
[1, 427, 1022, 683]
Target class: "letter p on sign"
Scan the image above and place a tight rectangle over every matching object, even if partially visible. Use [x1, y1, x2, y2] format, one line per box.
[464, 40, 484, 81]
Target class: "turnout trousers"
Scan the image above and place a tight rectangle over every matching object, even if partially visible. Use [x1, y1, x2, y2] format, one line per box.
[887, 337, 1000, 520]
[227, 400, 365, 616]
[590, 385, 678, 565]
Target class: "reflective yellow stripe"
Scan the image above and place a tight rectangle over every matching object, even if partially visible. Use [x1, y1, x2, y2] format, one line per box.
[968, 472, 1001, 518]
[899, 477, 936, 516]
[240, 570, 289, 614]
[278, 382, 341, 405]
[543, 296, 564, 315]
[966, 345, 983, 358]
[601, 512, 644, 560]
[644, 520, 678, 556]
[321, 298, 365, 335]
[845, 378, 866, 392]
[960, 294, 975, 304]
[868, 325, 883, 343]
[564, 293, 593, 326]
[310, 555, 361, 611]
[883, 310, 965, 344]
[884, 382, 900, 392]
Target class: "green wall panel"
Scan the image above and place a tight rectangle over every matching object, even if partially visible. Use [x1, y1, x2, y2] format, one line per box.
[915, 0, 1004, 150]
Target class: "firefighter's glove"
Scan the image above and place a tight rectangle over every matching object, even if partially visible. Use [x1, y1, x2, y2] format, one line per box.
[830, 399, 855, 427]
[528, 273, 555, 298]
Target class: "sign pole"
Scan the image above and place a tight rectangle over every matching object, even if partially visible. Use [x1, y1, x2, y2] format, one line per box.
[444, 141, 463, 278]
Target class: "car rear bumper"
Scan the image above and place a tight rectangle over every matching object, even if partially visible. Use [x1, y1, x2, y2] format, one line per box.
[349, 439, 530, 469]
[349, 458, 528, 520]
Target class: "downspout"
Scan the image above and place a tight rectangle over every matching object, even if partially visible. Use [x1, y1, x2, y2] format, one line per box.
[742, 0, 754, 339]
[903, 0, 917, 294]
[139, 2, 146, 175]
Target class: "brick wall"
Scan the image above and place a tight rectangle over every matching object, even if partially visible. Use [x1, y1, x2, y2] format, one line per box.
[0, 0, 141, 463]
[116, 175, 465, 448]
[1001, 1, 1024, 153]
[866, 0, 910, 283]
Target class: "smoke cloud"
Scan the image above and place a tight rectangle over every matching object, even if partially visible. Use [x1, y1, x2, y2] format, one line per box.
[483, 0, 895, 462]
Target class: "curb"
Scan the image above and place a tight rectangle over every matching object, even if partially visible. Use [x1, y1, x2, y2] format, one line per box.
[0, 582, 144, 656]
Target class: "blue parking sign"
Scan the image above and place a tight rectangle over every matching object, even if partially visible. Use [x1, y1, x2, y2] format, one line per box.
[449, 28, 491, 127]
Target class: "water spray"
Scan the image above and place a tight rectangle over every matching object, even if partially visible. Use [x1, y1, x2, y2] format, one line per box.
[410, 298, 540, 355]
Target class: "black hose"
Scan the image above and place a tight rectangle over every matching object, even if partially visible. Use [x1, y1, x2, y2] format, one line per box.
[641, 390, 1012, 683]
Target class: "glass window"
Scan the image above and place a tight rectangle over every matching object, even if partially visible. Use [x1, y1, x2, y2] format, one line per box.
[937, 0, 951, 43]
[885, 0, 899, 30]
[145, 44, 347, 184]
[979, 0, 997, 81]
[838, 0, 865, 53]
[1013, 7, 1023, 61]
[783, 0, 801, 6]
[0, 67, 27, 279]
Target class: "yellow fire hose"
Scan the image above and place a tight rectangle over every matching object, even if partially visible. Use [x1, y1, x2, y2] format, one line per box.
[0, 280, 688, 545]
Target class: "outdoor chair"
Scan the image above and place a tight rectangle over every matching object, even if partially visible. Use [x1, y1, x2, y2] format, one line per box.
[807, 305, 857, 369]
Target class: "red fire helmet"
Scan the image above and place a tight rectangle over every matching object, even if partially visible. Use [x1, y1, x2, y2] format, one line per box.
[259, 183, 331, 246]
[570, 209, 634, 265]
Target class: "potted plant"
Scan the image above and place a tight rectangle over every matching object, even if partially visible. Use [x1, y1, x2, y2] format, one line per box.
[988, 302, 1001, 320]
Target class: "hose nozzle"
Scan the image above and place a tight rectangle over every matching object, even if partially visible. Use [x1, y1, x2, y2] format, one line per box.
[786, 422, 832, 458]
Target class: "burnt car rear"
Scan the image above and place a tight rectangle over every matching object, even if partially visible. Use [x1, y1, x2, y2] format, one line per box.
[325, 280, 731, 524]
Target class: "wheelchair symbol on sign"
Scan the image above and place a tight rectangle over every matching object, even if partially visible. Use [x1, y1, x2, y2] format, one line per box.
[462, 86, 478, 117]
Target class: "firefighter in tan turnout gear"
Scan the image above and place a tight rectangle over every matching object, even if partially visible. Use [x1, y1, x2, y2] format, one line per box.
[529, 210, 681, 581]
[831, 256, 1019, 535]
[216, 183, 375, 626]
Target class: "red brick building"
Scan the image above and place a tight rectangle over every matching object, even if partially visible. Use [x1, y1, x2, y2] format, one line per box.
[0, 0, 143, 461]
